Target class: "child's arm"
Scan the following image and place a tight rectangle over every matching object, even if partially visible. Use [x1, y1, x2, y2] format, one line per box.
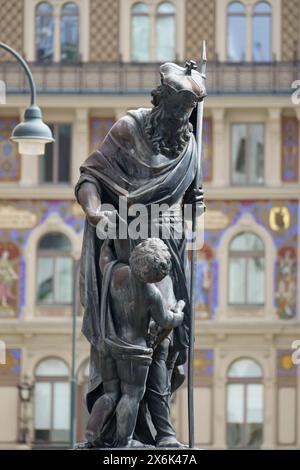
[146, 284, 184, 329]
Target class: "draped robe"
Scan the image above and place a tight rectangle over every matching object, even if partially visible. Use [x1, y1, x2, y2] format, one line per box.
[75, 108, 197, 423]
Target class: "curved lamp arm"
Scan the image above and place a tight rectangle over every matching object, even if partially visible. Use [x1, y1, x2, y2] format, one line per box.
[0, 42, 36, 105]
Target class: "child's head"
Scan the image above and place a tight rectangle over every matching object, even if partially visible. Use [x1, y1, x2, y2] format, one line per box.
[129, 238, 172, 283]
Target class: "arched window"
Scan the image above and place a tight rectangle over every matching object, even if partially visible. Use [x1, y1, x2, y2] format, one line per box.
[229, 232, 265, 305]
[131, 3, 150, 62]
[34, 358, 70, 444]
[227, 2, 246, 62]
[227, 358, 263, 448]
[252, 2, 272, 62]
[61, 2, 79, 63]
[156, 2, 176, 61]
[36, 233, 73, 305]
[35, 2, 54, 63]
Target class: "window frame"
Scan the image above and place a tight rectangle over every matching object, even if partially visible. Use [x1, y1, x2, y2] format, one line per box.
[34, 357, 70, 445]
[226, 1, 246, 63]
[226, 358, 264, 449]
[215, 0, 280, 62]
[230, 122, 265, 186]
[252, 1, 272, 62]
[36, 233, 73, 306]
[39, 122, 72, 185]
[228, 232, 265, 307]
[120, 0, 184, 63]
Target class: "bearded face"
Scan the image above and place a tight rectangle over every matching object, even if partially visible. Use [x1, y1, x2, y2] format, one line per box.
[145, 85, 198, 158]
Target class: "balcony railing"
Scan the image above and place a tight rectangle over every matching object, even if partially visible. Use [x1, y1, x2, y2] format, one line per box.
[0, 61, 299, 95]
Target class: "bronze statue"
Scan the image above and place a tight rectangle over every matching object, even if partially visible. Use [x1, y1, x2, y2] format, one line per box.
[75, 60, 206, 448]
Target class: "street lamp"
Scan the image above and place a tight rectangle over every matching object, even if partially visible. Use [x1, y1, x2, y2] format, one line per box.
[0, 42, 54, 155]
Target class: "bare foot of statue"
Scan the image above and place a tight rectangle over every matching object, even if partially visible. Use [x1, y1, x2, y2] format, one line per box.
[156, 436, 187, 448]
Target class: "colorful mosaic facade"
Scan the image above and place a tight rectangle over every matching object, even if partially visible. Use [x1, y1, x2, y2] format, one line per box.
[198, 200, 298, 320]
[0, 118, 20, 182]
[281, 117, 299, 183]
[0, 348, 21, 385]
[0, 200, 85, 318]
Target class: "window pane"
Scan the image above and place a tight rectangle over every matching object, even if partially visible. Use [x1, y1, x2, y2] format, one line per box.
[132, 15, 150, 61]
[227, 384, 244, 447]
[232, 124, 247, 183]
[247, 257, 265, 304]
[227, 16, 246, 61]
[229, 257, 246, 304]
[35, 358, 69, 376]
[38, 233, 71, 251]
[34, 382, 51, 430]
[35, 2, 54, 63]
[61, 3, 79, 63]
[37, 257, 54, 303]
[248, 125, 264, 183]
[246, 384, 263, 423]
[246, 384, 263, 447]
[228, 359, 262, 378]
[54, 257, 73, 303]
[58, 124, 71, 182]
[156, 15, 175, 61]
[53, 382, 70, 442]
[253, 16, 271, 62]
[40, 124, 54, 182]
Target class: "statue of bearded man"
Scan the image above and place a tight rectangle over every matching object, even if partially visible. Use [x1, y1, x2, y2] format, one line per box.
[75, 61, 206, 447]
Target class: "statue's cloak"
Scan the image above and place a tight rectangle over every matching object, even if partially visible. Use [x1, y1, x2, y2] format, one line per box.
[75, 108, 197, 423]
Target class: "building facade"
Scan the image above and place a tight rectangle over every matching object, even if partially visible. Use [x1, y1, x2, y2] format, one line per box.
[0, 0, 299, 449]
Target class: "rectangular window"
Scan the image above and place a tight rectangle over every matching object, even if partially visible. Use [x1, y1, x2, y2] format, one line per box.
[231, 123, 264, 185]
[37, 256, 72, 304]
[40, 124, 71, 183]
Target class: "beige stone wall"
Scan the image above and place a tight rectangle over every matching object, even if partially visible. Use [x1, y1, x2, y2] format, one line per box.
[281, 0, 300, 61]
[89, 0, 120, 62]
[0, 0, 24, 62]
[185, 0, 215, 61]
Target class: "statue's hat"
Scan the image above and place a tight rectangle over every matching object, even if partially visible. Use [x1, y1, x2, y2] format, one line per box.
[160, 61, 206, 100]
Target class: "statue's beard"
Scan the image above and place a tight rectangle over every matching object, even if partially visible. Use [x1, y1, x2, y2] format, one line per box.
[145, 103, 193, 158]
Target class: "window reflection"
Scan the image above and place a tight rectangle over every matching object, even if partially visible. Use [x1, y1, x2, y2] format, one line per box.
[232, 123, 264, 185]
[227, 2, 246, 62]
[156, 2, 176, 61]
[35, 2, 54, 63]
[252, 2, 272, 62]
[131, 3, 150, 62]
[61, 2, 79, 63]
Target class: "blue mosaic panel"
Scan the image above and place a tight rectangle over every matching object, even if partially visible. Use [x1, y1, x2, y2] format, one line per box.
[0, 348, 21, 385]
[200, 200, 298, 319]
[281, 117, 298, 183]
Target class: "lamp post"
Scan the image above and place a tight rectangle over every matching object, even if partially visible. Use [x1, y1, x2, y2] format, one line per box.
[0, 42, 54, 155]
